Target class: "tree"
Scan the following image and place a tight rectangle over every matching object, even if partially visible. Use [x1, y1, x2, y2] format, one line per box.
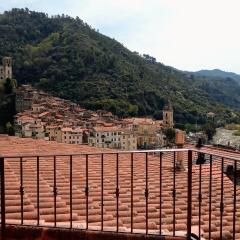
[184, 123, 200, 133]
[4, 78, 17, 94]
[202, 122, 216, 141]
[163, 128, 176, 146]
[5, 122, 15, 136]
[4, 78, 13, 94]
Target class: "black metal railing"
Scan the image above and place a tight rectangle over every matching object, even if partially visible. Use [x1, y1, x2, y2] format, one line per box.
[0, 149, 239, 240]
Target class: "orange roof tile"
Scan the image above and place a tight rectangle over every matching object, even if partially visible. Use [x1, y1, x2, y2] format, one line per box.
[0, 136, 240, 238]
[39, 112, 50, 117]
[93, 126, 123, 132]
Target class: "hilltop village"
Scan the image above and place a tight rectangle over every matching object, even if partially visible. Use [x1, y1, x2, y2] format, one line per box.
[15, 84, 175, 150]
[1, 56, 181, 150]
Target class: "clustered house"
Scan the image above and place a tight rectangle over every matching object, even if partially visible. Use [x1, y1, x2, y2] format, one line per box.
[15, 85, 174, 150]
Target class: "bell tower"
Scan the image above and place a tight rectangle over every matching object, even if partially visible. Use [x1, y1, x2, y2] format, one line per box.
[3, 57, 13, 80]
[163, 100, 174, 129]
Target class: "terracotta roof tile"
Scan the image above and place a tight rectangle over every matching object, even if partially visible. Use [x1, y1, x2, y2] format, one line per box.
[0, 136, 240, 239]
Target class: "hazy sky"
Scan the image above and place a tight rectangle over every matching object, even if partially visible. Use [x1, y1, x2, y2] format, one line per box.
[1, 0, 240, 73]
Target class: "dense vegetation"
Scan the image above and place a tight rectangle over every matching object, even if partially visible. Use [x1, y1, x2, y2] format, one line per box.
[0, 8, 240, 127]
[0, 79, 16, 133]
[190, 69, 240, 84]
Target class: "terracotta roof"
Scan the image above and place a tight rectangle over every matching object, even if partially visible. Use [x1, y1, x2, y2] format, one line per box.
[46, 125, 59, 129]
[93, 126, 123, 133]
[71, 128, 84, 133]
[125, 118, 155, 125]
[103, 123, 114, 127]
[39, 112, 50, 118]
[61, 127, 73, 132]
[0, 136, 240, 239]
[61, 128, 84, 133]
[17, 115, 36, 121]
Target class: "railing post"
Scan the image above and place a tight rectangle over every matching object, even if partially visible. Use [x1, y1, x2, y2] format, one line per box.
[187, 150, 192, 239]
[0, 157, 5, 240]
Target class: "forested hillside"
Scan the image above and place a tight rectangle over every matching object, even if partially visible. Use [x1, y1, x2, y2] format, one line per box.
[191, 69, 240, 84]
[0, 79, 16, 133]
[0, 8, 240, 126]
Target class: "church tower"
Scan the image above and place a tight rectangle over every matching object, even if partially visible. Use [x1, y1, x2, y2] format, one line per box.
[3, 57, 13, 80]
[163, 100, 174, 129]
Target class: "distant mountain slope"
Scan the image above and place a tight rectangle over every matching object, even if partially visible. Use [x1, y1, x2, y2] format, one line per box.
[0, 8, 240, 125]
[192, 69, 240, 84]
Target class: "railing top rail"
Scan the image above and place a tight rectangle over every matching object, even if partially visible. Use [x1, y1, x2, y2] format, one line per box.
[0, 148, 240, 162]
[0, 148, 188, 159]
[193, 149, 240, 162]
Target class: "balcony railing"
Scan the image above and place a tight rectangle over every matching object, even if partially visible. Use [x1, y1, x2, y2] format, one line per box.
[0, 148, 239, 240]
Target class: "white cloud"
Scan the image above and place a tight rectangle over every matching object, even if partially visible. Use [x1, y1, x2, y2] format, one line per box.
[1, 0, 240, 72]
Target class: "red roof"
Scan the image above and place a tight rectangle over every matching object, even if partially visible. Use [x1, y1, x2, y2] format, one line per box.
[93, 126, 123, 133]
[0, 136, 240, 238]
[39, 111, 50, 117]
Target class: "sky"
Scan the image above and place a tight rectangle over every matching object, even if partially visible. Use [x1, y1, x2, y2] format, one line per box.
[1, 0, 240, 73]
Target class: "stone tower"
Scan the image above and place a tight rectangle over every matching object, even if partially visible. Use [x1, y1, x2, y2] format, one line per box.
[163, 100, 174, 129]
[2, 57, 13, 80]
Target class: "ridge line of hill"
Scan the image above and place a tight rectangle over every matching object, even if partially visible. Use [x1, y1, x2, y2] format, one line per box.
[0, 8, 240, 127]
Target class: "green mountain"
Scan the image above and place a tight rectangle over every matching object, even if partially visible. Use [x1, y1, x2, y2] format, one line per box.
[192, 69, 240, 84]
[0, 8, 240, 126]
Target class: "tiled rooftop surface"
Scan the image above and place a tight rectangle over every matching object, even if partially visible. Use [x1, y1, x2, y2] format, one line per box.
[0, 135, 240, 239]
